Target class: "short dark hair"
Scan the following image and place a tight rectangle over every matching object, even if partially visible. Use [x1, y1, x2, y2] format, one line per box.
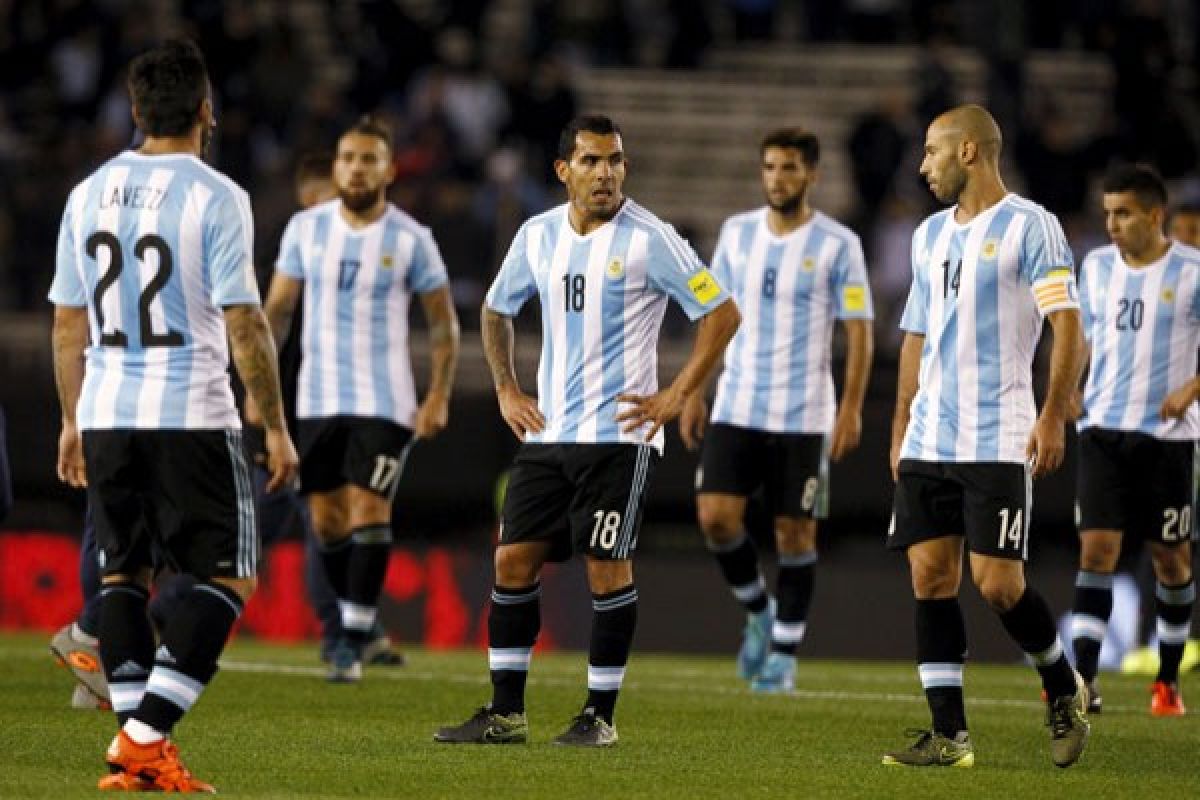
[1173, 198, 1200, 217]
[341, 114, 393, 151]
[1102, 163, 1168, 210]
[294, 152, 332, 188]
[557, 115, 622, 161]
[127, 38, 210, 137]
[760, 128, 820, 166]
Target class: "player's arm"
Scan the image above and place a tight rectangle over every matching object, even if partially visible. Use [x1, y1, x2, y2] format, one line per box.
[1161, 374, 1200, 420]
[618, 298, 741, 442]
[482, 306, 545, 439]
[679, 370, 718, 452]
[51, 305, 89, 488]
[1027, 307, 1086, 478]
[890, 332, 923, 482]
[414, 286, 461, 439]
[224, 304, 299, 492]
[262, 274, 303, 352]
[830, 318, 874, 462]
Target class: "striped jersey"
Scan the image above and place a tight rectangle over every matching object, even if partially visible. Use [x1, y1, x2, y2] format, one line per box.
[485, 198, 730, 453]
[48, 151, 259, 430]
[899, 193, 1079, 463]
[710, 208, 874, 433]
[275, 200, 448, 428]
[1077, 242, 1200, 439]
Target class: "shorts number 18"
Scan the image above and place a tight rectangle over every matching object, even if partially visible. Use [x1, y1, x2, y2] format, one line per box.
[590, 510, 622, 550]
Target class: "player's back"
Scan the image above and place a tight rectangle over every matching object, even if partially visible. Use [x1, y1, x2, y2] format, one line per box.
[51, 151, 260, 431]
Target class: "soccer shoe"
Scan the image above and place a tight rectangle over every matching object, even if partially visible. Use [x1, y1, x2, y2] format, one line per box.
[362, 626, 406, 667]
[101, 731, 216, 793]
[736, 598, 775, 681]
[50, 623, 110, 704]
[433, 706, 529, 744]
[750, 652, 796, 693]
[881, 730, 974, 767]
[1046, 671, 1090, 768]
[1041, 682, 1102, 714]
[326, 640, 363, 684]
[71, 683, 112, 711]
[552, 710, 618, 747]
[1150, 681, 1186, 716]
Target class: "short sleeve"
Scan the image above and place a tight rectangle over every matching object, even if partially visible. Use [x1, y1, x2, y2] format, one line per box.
[1022, 209, 1079, 315]
[406, 227, 450, 293]
[485, 225, 537, 315]
[709, 222, 735, 293]
[1077, 254, 1097, 338]
[275, 214, 305, 280]
[48, 196, 86, 307]
[207, 188, 261, 307]
[830, 234, 874, 320]
[899, 230, 928, 333]
[646, 224, 729, 321]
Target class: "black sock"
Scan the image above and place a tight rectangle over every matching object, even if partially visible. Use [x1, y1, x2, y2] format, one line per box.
[77, 518, 103, 637]
[148, 573, 196, 633]
[98, 582, 155, 726]
[916, 597, 968, 736]
[1155, 580, 1194, 685]
[997, 587, 1075, 699]
[318, 536, 352, 599]
[488, 583, 541, 715]
[134, 582, 243, 736]
[772, 551, 816, 655]
[1070, 570, 1113, 684]
[586, 585, 638, 725]
[342, 524, 392, 649]
[708, 532, 768, 613]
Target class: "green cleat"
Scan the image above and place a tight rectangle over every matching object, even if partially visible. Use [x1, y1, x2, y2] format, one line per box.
[434, 707, 528, 744]
[1047, 671, 1090, 768]
[553, 711, 618, 747]
[882, 729, 974, 767]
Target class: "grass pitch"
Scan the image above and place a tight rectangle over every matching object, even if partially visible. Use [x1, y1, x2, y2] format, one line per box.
[1, 632, 1197, 798]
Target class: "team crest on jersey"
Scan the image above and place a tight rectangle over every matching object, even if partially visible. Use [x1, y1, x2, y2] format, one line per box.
[1161, 287, 1176, 303]
[981, 239, 999, 260]
[606, 257, 625, 280]
[802, 256, 816, 272]
[381, 254, 394, 270]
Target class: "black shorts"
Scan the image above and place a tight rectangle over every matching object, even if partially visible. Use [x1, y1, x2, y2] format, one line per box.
[696, 423, 828, 519]
[500, 443, 659, 562]
[889, 459, 1031, 560]
[296, 416, 414, 498]
[83, 429, 258, 580]
[1076, 428, 1194, 544]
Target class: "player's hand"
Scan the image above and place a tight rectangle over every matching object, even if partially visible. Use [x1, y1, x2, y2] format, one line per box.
[617, 383, 688, 442]
[497, 384, 545, 440]
[679, 394, 708, 451]
[414, 391, 450, 439]
[263, 428, 299, 494]
[1067, 388, 1084, 421]
[1025, 412, 1066, 479]
[243, 393, 263, 427]
[56, 423, 87, 488]
[829, 407, 862, 463]
[1160, 381, 1199, 421]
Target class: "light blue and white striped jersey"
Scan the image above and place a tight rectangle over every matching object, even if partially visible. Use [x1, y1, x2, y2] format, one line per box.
[1077, 242, 1200, 439]
[485, 198, 729, 453]
[275, 200, 449, 428]
[899, 193, 1079, 463]
[48, 151, 259, 430]
[709, 208, 874, 433]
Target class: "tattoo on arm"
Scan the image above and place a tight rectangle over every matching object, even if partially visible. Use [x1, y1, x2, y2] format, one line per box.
[225, 305, 287, 431]
[481, 307, 518, 392]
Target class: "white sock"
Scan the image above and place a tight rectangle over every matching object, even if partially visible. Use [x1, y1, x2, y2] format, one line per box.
[123, 718, 165, 745]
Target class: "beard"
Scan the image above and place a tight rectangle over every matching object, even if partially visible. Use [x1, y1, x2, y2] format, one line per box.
[340, 186, 383, 212]
[767, 192, 802, 214]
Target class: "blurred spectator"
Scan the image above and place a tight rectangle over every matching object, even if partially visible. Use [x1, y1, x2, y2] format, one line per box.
[847, 90, 911, 234]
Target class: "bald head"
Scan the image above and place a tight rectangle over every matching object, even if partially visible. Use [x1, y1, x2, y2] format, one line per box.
[930, 104, 1003, 161]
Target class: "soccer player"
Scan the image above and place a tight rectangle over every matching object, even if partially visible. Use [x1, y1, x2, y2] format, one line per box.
[435, 115, 740, 747]
[1069, 164, 1198, 717]
[1169, 198, 1200, 248]
[49, 39, 298, 792]
[884, 105, 1090, 768]
[262, 115, 461, 683]
[680, 128, 874, 692]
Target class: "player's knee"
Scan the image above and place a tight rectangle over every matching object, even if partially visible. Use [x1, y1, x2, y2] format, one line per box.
[586, 558, 633, 594]
[975, 576, 1022, 612]
[102, 572, 152, 592]
[1150, 546, 1192, 586]
[212, 576, 257, 604]
[1078, 537, 1121, 573]
[775, 519, 816, 554]
[494, 546, 538, 587]
[696, 503, 741, 543]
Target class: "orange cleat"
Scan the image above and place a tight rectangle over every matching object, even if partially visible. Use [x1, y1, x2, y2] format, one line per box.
[100, 730, 216, 793]
[1150, 681, 1186, 717]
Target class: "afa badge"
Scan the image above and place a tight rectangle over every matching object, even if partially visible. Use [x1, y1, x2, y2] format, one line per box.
[1163, 287, 1176, 303]
[687, 269, 721, 305]
[981, 239, 999, 260]
[802, 256, 816, 272]
[381, 254, 394, 270]
[606, 257, 624, 280]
